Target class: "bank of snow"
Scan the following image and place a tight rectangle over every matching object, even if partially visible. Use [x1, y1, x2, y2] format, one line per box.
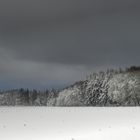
[0, 107, 140, 140]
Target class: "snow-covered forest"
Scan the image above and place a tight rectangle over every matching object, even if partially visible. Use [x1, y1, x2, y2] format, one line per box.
[0, 66, 140, 106]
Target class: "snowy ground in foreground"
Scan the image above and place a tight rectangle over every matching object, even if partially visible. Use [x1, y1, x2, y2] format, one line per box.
[0, 107, 140, 140]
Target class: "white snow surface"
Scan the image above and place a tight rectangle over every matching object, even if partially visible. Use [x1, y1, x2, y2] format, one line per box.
[0, 107, 140, 140]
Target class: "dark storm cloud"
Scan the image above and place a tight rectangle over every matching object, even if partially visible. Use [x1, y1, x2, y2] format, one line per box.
[0, 0, 140, 89]
[1, 14, 140, 67]
[0, 0, 140, 30]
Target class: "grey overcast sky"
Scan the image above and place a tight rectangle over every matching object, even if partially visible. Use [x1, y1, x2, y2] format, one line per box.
[0, 0, 140, 89]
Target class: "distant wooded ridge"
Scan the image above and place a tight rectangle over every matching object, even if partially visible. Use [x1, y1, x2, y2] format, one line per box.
[0, 66, 139, 106]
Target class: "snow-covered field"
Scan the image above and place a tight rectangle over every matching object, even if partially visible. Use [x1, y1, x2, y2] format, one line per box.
[0, 107, 140, 140]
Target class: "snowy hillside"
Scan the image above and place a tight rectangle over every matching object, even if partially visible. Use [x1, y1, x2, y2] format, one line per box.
[0, 66, 140, 106]
[55, 67, 140, 106]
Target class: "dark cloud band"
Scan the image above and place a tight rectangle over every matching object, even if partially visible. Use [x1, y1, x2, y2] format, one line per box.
[0, 0, 140, 89]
